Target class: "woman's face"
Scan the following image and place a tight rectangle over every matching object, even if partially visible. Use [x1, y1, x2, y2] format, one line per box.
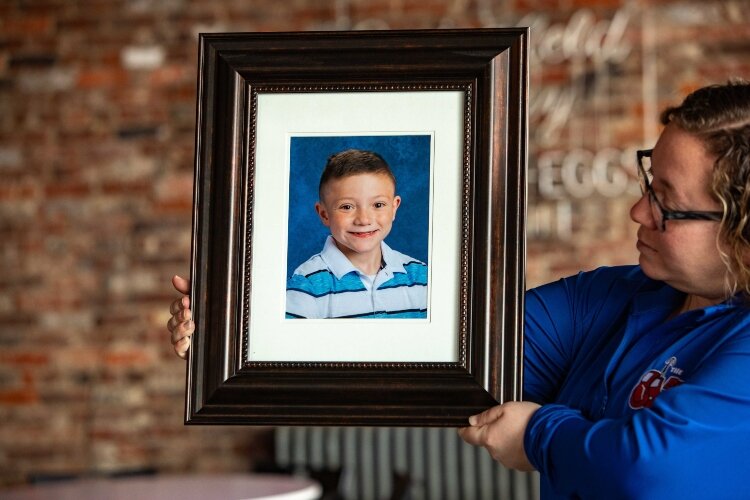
[630, 123, 728, 303]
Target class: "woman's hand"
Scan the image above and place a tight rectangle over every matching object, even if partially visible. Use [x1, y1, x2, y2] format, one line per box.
[167, 275, 193, 359]
[458, 401, 541, 471]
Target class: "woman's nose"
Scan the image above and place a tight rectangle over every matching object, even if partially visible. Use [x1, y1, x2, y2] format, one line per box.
[630, 192, 655, 229]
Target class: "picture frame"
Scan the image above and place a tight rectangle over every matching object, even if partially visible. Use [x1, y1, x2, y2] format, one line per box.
[186, 28, 528, 426]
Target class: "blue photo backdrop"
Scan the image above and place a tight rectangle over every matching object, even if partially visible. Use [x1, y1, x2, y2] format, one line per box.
[286, 135, 432, 278]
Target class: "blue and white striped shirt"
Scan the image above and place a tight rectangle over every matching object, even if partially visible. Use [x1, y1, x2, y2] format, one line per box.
[286, 236, 428, 319]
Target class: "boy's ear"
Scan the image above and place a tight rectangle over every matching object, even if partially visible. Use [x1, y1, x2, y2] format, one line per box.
[315, 202, 331, 227]
[391, 195, 401, 220]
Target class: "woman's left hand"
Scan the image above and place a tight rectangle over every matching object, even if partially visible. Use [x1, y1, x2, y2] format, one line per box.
[458, 401, 542, 471]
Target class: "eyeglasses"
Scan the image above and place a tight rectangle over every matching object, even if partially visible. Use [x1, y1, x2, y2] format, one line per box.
[636, 149, 723, 232]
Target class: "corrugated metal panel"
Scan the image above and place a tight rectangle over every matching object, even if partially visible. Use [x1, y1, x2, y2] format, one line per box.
[275, 427, 540, 500]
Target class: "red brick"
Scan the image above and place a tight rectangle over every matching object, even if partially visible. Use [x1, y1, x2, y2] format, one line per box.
[76, 67, 130, 89]
[0, 15, 55, 37]
[103, 350, 153, 367]
[101, 180, 152, 195]
[44, 182, 91, 198]
[0, 184, 38, 200]
[0, 371, 39, 406]
[0, 353, 50, 366]
[0, 389, 39, 405]
[148, 65, 191, 87]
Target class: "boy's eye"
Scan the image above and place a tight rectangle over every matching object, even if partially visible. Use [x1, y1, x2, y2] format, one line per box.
[374, 202, 386, 208]
[339, 204, 354, 211]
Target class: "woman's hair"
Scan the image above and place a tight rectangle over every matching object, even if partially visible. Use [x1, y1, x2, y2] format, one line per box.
[660, 79, 750, 299]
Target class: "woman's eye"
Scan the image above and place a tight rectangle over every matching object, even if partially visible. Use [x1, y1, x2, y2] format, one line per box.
[652, 191, 678, 211]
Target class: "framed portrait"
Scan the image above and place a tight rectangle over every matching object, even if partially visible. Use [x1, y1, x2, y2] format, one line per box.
[186, 28, 528, 426]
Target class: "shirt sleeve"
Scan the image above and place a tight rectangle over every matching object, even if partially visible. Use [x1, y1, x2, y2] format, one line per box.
[524, 266, 638, 404]
[285, 274, 321, 319]
[523, 279, 577, 404]
[524, 323, 750, 498]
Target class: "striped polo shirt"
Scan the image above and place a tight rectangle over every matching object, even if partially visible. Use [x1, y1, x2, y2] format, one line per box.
[286, 236, 428, 319]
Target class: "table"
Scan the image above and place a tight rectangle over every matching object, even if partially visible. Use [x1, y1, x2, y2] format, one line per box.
[0, 473, 322, 500]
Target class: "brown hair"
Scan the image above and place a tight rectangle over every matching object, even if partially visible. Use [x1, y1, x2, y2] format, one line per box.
[660, 80, 750, 299]
[318, 149, 396, 199]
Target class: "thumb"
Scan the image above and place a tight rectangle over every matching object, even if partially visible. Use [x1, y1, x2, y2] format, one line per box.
[469, 404, 504, 427]
[172, 275, 191, 295]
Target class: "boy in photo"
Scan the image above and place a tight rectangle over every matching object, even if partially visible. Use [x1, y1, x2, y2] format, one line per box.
[286, 149, 428, 319]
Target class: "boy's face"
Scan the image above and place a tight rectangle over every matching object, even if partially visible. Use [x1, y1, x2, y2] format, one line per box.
[316, 173, 401, 264]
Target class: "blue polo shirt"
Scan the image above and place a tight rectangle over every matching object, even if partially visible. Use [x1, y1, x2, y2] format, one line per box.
[286, 236, 428, 319]
[523, 265, 750, 498]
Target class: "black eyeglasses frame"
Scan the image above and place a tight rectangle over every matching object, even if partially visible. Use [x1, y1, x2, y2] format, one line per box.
[636, 149, 723, 232]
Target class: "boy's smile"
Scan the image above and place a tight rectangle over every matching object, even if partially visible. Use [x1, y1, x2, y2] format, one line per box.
[316, 172, 401, 275]
[350, 229, 378, 238]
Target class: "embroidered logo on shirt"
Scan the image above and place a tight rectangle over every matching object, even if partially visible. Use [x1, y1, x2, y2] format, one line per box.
[628, 356, 685, 410]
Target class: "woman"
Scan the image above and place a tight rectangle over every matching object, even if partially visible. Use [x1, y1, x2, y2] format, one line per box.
[459, 80, 750, 498]
[169, 81, 750, 498]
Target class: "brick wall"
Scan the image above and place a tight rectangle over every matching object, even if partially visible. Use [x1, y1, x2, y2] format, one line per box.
[0, 0, 748, 488]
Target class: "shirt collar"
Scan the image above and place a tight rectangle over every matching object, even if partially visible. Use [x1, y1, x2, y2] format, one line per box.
[631, 282, 684, 316]
[631, 274, 738, 320]
[319, 236, 407, 280]
[381, 239, 407, 275]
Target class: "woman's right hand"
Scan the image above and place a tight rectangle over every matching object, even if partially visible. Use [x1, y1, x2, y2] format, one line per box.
[168, 275, 193, 359]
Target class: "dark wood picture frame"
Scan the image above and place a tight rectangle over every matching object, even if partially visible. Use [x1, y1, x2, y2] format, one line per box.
[186, 28, 528, 426]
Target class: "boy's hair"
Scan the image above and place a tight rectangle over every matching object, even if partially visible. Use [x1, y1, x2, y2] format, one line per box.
[318, 149, 397, 199]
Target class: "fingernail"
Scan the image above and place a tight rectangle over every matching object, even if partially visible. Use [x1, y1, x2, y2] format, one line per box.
[468, 415, 477, 426]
